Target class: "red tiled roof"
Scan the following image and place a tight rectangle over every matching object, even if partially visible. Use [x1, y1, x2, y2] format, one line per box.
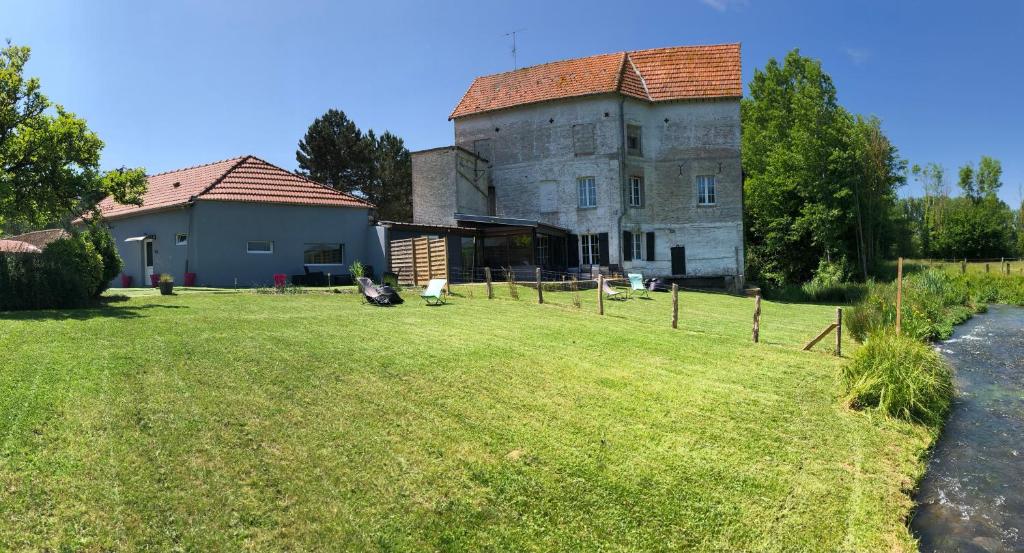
[97, 156, 373, 219]
[5, 228, 69, 249]
[450, 43, 741, 119]
[0, 239, 42, 253]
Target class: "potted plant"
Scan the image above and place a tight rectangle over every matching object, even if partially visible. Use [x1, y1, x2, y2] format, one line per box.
[158, 273, 175, 295]
[120, 273, 133, 288]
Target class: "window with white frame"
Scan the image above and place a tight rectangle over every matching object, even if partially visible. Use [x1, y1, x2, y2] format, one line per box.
[304, 243, 343, 264]
[246, 240, 273, 254]
[577, 177, 596, 208]
[175, 233, 188, 246]
[580, 234, 599, 265]
[629, 176, 643, 207]
[697, 175, 717, 205]
[632, 232, 643, 260]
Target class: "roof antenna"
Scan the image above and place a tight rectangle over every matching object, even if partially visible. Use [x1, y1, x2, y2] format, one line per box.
[504, 29, 526, 70]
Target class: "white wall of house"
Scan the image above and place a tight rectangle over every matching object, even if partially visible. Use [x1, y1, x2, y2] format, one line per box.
[451, 93, 743, 281]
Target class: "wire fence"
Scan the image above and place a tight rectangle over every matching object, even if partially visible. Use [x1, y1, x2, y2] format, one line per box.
[420, 265, 845, 355]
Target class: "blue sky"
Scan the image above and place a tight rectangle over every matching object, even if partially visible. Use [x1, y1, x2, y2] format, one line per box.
[3, 0, 1022, 205]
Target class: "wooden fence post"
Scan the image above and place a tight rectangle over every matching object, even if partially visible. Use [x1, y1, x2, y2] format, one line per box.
[985, 263, 990, 273]
[961, 258, 966, 274]
[752, 294, 761, 343]
[835, 307, 843, 357]
[671, 283, 679, 329]
[895, 257, 904, 335]
[597, 274, 605, 316]
[535, 267, 543, 304]
[484, 267, 493, 299]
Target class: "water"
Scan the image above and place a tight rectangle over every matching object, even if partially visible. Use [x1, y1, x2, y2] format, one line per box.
[912, 305, 1024, 552]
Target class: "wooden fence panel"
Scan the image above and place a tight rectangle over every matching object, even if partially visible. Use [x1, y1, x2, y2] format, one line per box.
[389, 237, 448, 286]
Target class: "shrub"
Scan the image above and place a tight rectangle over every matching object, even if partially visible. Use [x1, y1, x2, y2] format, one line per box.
[82, 224, 123, 296]
[349, 260, 365, 280]
[39, 235, 104, 308]
[159, 273, 174, 283]
[843, 332, 953, 429]
[0, 234, 104, 311]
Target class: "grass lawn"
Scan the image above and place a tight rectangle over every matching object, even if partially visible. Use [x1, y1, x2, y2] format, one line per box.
[0, 285, 932, 551]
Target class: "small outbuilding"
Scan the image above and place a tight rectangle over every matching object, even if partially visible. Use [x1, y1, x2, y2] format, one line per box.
[96, 155, 384, 287]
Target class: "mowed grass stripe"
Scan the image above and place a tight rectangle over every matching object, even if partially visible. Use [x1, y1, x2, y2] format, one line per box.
[0, 290, 929, 551]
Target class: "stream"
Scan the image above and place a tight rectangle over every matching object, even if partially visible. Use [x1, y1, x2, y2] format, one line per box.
[911, 304, 1024, 552]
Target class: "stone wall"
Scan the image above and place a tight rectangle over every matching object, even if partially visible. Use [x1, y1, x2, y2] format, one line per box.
[449, 94, 744, 281]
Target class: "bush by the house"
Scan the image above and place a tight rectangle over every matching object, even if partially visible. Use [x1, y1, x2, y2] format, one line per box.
[0, 234, 103, 311]
[82, 224, 123, 296]
[842, 332, 953, 430]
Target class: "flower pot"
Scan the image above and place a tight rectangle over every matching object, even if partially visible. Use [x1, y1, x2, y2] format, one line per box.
[184, 272, 196, 287]
[150, 274, 160, 287]
[273, 273, 287, 289]
[120, 274, 133, 288]
[159, 281, 174, 295]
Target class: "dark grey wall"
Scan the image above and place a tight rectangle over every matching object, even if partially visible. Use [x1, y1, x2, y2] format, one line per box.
[190, 201, 375, 286]
[107, 201, 385, 288]
[106, 208, 191, 287]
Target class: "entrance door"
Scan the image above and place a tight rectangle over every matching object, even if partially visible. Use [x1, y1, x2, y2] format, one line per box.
[671, 246, 686, 275]
[144, 239, 155, 282]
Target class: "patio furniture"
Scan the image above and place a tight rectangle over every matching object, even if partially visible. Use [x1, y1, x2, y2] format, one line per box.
[628, 273, 650, 298]
[602, 279, 624, 300]
[358, 277, 392, 306]
[421, 278, 447, 305]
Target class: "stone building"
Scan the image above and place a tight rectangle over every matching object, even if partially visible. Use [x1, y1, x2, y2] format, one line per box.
[411, 43, 744, 285]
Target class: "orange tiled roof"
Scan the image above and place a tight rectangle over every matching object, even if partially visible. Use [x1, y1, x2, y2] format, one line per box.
[450, 43, 741, 119]
[97, 156, 373, 219]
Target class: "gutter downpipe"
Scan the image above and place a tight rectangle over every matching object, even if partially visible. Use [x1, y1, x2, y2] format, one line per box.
[616, 96, 626, 270]
[185, 197, 196, 275]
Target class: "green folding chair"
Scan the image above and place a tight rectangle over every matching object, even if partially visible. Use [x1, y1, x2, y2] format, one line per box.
[627, 273, 649, 298]
[421, 278, 447, 305]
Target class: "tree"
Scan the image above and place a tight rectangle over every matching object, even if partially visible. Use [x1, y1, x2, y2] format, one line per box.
[930, 196, 1016, 258]
[295, 109, 372, 195]
[742, 50, 904, 284]
[295, 109, 413, 221]
[368, 131, 412, 221]
[975, 155, 1002, 199]
[0, 42, 146, 231]
[957, 163, 977, 201]
[909, 162, 948, 256]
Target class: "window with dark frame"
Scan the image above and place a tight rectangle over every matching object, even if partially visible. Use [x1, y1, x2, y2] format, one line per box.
[626, 125, 642, 156]
[175, 233, 188, 246]
[246, 240, 273, 254]
[580, 234, 599, 265]
[303, 243, 344, 264]
[536, 235, 550, 267]
[628, 176, 643, 207]
[697, 175, 717, 205]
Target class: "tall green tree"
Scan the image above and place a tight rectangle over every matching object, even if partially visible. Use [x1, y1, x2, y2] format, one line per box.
[0, 42, 146, 232]
[957, 163, 977, 201]
[975, 155, 1002, 199]
[930, 196, 1016, 258]
[295, 109, 373, 195]
[368, 131, 412, 221]
[742, 50, 904, 284]
[295, 109, 412, 220]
